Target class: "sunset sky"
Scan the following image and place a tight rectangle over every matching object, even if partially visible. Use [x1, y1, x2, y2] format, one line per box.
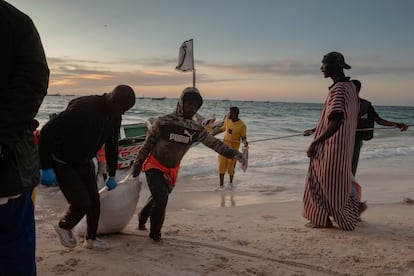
[10, 0, 414, 105]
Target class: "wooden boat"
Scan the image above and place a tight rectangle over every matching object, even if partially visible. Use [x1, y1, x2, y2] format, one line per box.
[117, 121, 150, 169]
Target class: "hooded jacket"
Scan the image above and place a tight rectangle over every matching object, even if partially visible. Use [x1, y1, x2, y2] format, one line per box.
[38, 95, 120, 177]
[134, 88, 239, 169]
[0, 1, 49, 196]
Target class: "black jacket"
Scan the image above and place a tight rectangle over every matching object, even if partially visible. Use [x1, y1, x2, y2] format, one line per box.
[0, 1, 49, 196]
[39, 95, 121, 177]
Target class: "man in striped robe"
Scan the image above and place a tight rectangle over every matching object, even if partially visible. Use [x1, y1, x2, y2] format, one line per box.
[303, 52, 360, 231]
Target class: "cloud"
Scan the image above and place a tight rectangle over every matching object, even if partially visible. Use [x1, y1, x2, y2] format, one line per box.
[46, 54, 414, 94]
[47, 57, 189, 92]
[201, 59, 318, 76]
[47, 56, 237, 94]
[341, 54, 414, 76]
[201, 57, 414, 77]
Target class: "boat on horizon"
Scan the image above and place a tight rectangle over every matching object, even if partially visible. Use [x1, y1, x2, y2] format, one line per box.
[151, 97, 166, 100]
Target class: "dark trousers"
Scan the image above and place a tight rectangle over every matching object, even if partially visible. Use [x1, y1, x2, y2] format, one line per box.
[53, 160, 100, 240]
[139, 187, 173, 227]
[0, 191, 36, 276]
[352, 138, 363, 176]
[142, 169, 170, 240]
[138, 196, 153, 227]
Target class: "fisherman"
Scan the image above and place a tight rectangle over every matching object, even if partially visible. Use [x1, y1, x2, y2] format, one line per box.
[303, 51, 360, 230]
[0, 1, 49, 274]
[39, 85, 136, 250]
[214, 106, 248, 190]
[351, 79, 408, 176]
[132, 87, 246, 241]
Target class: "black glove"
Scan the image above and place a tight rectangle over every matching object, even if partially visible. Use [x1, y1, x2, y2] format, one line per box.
[132, 164, 141, 178]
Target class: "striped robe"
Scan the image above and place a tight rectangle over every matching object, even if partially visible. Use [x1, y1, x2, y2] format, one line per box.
[303, 81, 360, 230]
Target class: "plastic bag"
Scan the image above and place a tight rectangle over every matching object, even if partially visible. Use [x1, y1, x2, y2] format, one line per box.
[74, 174, 142, 236]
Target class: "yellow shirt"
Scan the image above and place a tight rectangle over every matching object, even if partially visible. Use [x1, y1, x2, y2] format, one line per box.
[220, 118, 247, 150]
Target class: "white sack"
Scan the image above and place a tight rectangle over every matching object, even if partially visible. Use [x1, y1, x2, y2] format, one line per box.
[74, 174, 142, 236]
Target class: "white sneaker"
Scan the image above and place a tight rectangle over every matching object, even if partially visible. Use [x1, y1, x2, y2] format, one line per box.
[82, 238, 108, 251]
[216, 186, 225, 191]
[54, 225, 77, 248]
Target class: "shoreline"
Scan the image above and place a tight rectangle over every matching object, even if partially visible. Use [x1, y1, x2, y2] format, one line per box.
[35, 176, 414, 275]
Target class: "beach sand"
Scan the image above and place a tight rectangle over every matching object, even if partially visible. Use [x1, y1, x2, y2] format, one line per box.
[35, 159, 414, 276]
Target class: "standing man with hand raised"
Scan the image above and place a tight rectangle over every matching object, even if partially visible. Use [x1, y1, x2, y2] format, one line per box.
[351, 79, 408, 176]
[215, 106, 248, 190]
[39, 85, 136, 250]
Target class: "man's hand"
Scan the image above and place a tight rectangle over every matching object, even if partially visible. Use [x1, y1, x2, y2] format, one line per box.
[307, 142, 318, 158]
[132, 164, 141, 178]
[105, 177, 117, 191]
[235, 151, 247, 164]
[303, 128, 316, 136]
[41, 168, 58, 186]
[396, 123, 408, 131]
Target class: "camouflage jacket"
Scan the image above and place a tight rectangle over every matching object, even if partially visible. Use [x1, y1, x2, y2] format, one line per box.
[134, 89, 239, 169]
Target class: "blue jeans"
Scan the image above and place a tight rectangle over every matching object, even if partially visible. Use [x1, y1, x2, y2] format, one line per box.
[0, 190, 36, 276]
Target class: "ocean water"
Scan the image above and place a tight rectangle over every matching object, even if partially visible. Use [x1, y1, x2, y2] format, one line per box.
[37, 96, 414, 204]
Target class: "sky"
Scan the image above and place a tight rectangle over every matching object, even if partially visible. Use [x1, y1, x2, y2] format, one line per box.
[9, 0, 414, 105]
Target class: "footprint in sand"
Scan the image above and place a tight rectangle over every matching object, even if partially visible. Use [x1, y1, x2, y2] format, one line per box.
[52, 258, 80, 273]
[236, 239, 250, 246]
[402, 197, 414, 205]
[261, 215, 278, 220]
[406, 260, 414, 269]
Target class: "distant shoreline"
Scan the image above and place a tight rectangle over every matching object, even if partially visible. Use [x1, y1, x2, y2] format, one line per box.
[42, 95, 414, 108]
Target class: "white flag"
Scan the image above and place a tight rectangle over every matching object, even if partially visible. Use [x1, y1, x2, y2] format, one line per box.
[176, 39, 194, 71]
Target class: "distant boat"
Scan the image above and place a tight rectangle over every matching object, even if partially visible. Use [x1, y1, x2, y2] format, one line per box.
[151, 97, 166, 100]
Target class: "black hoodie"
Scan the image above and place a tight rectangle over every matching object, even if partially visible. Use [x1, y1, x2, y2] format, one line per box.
[38, 94, 120, 177]
[0, 1, 49, 196]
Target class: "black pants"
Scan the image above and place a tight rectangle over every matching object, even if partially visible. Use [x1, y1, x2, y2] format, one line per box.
[352, 138, 363, 176]
[139, 187, 173, 228]
[142, 169, 170, 240]
[138, 196, 153, 227]
[53, 160, 100, 240]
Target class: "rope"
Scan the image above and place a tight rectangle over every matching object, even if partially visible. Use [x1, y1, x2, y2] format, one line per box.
[248, 133, 305, 144]
[223, 133, 304, 144]
[356, 123, 414, 132]
[222, 123, 413, 144]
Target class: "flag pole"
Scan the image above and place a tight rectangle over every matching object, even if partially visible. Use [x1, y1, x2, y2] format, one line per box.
[193, 69, 196, 88]
[192, 40, 196, 88]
